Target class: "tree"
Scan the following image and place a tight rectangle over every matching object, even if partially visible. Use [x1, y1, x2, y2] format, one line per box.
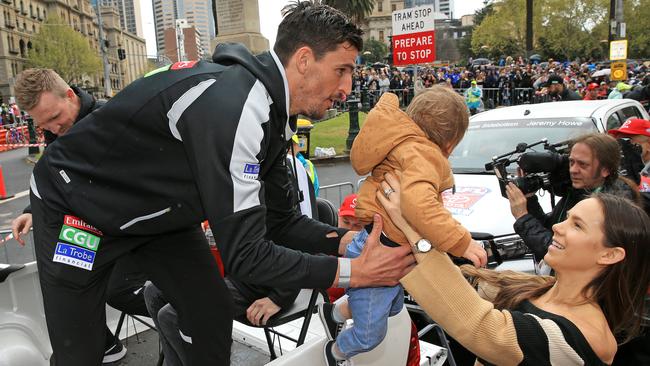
[321, 0, 375, 24]
[362, 39, 387, 63]
[458, 3, 495, 60]
[470, 0, 620, 61]
[537, 0, 608, 60]
[623, 0, 650, 59]
[28, 16, 101, 84]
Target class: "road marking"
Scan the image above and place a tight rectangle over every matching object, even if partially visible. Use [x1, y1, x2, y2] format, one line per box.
[0, 189, 30, 204]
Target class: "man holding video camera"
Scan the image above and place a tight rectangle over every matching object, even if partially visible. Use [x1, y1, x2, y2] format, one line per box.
[506, 133, 638, 262]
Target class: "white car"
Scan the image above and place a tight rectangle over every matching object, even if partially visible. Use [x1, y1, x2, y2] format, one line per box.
[444, 99, 650, 267]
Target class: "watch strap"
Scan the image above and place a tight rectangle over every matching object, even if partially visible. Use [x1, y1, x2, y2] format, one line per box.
[338, 257, 352, 288]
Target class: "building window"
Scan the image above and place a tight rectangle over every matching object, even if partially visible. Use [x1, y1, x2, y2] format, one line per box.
[379, 30, 384, 42]
[378, 1, 382, 12]
[392, 4, 396, 11]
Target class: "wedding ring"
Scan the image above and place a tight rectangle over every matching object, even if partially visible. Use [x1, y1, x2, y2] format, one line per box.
[384, 188, 395, 196]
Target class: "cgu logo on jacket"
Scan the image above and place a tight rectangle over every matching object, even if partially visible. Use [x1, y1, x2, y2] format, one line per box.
[58, 225, 101, 251]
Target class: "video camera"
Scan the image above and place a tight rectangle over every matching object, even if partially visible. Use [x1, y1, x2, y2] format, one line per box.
[485, 139, 571, 198]
[486, 136, 645, 199]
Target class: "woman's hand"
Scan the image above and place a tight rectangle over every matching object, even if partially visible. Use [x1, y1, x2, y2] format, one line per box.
[376, 172, 410, 232]
[376, 172, 425, 262]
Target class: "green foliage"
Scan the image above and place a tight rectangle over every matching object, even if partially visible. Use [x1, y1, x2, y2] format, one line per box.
[458, 3, 494, 60]
[469, 0, 648, 61]
[624, 0, 650, 59]
[310, 112, 367, 156]
[362, 39, 388, 63]
[321, 0, 375, 24]
[27, 16, 101, 84]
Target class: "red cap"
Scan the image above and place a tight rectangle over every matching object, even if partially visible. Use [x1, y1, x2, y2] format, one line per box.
[587, 83, 599, 91]
[608, 118, 650, 138]
[339, 194, 358, 217]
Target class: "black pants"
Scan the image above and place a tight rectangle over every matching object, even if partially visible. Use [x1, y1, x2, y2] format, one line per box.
[104, 255, 150, 348]
[31, 193, 234, 366]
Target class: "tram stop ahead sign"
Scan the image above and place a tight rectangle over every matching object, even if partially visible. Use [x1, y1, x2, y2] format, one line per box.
[392, 5, 435, 66]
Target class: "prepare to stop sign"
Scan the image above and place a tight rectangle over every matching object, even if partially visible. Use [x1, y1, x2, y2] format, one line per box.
[392, 5, 435, 65]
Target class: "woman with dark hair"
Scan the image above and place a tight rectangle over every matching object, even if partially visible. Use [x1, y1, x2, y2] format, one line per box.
[378, 173, 650, 365]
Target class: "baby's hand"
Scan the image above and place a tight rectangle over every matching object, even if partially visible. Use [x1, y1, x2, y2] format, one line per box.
[462, 240, 488, 268]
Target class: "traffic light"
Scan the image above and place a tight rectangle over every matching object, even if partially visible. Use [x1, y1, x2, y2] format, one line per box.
[117, 48, 126, 60]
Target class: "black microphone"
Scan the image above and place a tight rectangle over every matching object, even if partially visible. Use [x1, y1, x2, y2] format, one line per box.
[518, 152, 559, 173]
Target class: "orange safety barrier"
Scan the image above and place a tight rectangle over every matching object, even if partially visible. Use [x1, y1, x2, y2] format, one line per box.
[0, 164, 7, 199]
[0, 125, 30, 152]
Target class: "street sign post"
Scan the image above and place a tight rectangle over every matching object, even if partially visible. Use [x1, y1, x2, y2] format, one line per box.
[391, 5, 435, 66]
[609, 40, 627, 61]
[610, 61, 627, 81]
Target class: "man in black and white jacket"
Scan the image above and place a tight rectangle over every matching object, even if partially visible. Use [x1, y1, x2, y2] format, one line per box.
[28, 2, 414, 365]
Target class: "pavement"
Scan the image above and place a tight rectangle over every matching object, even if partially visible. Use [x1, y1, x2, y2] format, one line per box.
[107, 328, 269, 366]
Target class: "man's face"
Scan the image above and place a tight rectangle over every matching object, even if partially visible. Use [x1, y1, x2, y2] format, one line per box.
[293, 42, 356, 119]
[27, 90, 77, 135]
[569, 142, 608, 189]
[629, 135, 650, 163]
[338, 215, 363, 231]
[548, 83, 563, 96]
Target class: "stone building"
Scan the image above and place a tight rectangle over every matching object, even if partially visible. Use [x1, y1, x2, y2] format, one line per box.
[163, 18, 202, 62]
[0, 0, 147, 101]
[100, 6, 147, 93]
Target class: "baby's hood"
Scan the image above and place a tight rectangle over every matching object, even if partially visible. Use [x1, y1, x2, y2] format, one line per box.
[351, 93, 426, 175]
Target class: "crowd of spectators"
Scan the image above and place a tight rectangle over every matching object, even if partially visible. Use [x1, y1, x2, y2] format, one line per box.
[349, 56, 650, 111]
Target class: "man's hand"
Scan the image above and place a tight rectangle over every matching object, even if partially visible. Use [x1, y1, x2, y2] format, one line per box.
[338, 230, 358, 255]
[246, 297, 281, 326]
[348, 214, 415, 287]
[11, 213, 32, 246]
[462, 240, 488, 268]
[505, 183, 529, 219]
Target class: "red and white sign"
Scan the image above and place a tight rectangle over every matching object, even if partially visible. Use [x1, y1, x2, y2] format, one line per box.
[392, 5, 435, 66]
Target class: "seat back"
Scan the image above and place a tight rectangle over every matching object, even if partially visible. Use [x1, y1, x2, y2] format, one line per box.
[316, 198, 338, 227]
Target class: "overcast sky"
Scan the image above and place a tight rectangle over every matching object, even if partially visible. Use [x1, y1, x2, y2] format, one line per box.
[140, 0, 486, 57]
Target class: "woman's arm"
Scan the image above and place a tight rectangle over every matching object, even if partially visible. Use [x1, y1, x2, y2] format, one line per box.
[379, 173, 524, 366]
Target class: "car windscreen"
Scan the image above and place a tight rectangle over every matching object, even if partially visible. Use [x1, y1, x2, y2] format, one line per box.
[450, 117, 596, 173]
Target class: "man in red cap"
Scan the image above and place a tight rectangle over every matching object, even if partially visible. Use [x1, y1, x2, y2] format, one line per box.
[583, 83, 599, 100]
[338, 194, 363, 231]
[608, 118, 650, 209]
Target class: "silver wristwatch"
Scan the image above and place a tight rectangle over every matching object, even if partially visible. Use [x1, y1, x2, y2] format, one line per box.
[413, 239, 432, 253]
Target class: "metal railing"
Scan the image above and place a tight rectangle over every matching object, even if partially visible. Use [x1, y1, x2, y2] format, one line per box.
[318, 182, 356, 209]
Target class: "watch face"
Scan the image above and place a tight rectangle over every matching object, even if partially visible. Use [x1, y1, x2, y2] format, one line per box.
[417, 239, 432, 252]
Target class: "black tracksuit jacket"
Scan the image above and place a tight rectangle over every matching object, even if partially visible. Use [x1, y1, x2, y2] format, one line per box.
[31, 43, 343, 291]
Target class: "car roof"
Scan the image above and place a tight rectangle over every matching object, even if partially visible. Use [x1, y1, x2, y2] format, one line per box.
[470, 99, 643, 122]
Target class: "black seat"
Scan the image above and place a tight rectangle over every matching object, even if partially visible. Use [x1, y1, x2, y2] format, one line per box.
[236, 288, 326, 360]
[316, 197, 338, 227]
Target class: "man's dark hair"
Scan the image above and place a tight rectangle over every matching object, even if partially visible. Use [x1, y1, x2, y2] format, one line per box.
[274, 1, 363, 66]
[571, 133, 620, 186]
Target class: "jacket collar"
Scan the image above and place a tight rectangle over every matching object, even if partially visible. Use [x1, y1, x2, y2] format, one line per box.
[71, 86, 96, 123]
[270, 49, 290, 123]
